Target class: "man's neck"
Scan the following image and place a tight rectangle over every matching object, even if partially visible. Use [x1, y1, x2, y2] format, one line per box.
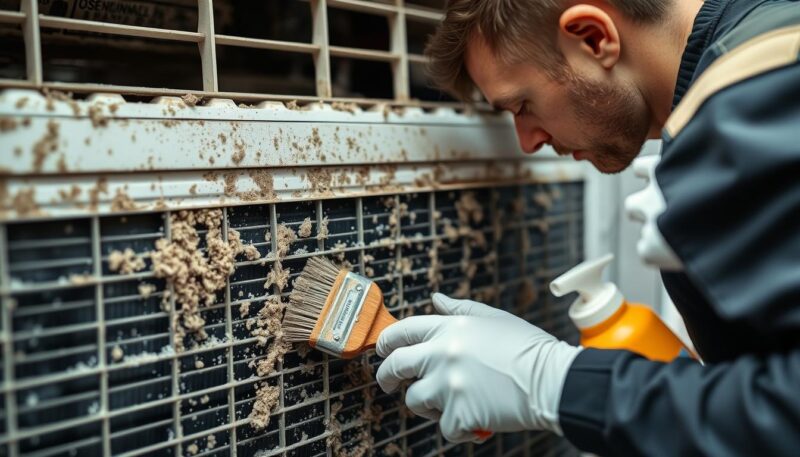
[639, 0, 705, 138]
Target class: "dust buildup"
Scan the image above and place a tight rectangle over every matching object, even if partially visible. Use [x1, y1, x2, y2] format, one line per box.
[452, 279, 471, 299]
[248, 170, 277, 200]
[43, 89, 80, 115]
[456, 191, 484, 225]
[111, 188, 139, 211]
[68, 274, 93, 285]
[182, 93, 201, 106]
[325, 359, 378, 456]
[383, 443, 403, 456]
[297, 217, 313, 238]
[32, 120, 60, 173]
[264, 223, 296, 291]
[239, 301, 251, 318]
[88, 178, 109, 211]
[253, 224, 297, 376]
[250, 222, 294, 429]
[138, 283, 156, 299]
[232, 140, 246, 164]
[223, 173, 237, 197]
[248, 297, 291, 430]
[317, 216, 329, 240]
[265, 262, 290, 290]
[493, 209, 505, 243]
[272, 223, 296, 259]
[442, 219, 459, 242]
[332, 241, 347, 262]
[87, 104, 108, 128]
[445, 192, 489, 299]
[15, 96, 29, 109]
[310, 128, 323, 149]
[242, 244, 261, 261]
[186, 443, 199, 455]
[0, 118, 18, 132]
[150, 209, 253, 352]
[387, 199, 408, 239]
[428, 243, 443, 287]
[108, 248, 146, 274]
[249, 383, 281, 430]
[58, 185, 82, 205]
[307, 168, 334, 196]
[533, 191, 553, 210]
[11, 188, 40, 216]
[111, 345, 124, 362]
[516, 278, 538, 316]
[326, 402, 345, 447]
[331, 101, 358, 113]
[250, 296, 291, 374]
[248, 220, 297, 430]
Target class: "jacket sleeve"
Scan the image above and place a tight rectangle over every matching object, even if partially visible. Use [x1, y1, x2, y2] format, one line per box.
[558, 348, 800, 456]
[556, 53, 800, 455]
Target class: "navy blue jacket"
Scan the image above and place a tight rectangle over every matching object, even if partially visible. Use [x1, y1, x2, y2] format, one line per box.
[558, 1, 800, 455]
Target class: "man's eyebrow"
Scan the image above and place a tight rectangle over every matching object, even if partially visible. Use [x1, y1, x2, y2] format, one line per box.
[491, 92, 525, 111]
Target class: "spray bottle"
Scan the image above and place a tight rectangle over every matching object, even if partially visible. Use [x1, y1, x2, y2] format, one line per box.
[550, 254, 687, 362]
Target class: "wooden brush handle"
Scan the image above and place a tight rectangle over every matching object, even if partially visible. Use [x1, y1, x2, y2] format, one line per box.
[363, 304, 398, 350]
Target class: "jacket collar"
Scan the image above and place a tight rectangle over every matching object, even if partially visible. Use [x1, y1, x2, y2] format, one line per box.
[673, 0, 729, 108]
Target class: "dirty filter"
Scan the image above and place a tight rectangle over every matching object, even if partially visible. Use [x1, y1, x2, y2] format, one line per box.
[0, 184, 583, 456]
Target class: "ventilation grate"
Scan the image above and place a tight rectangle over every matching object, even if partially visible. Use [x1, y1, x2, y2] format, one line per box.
[0, 183, 583, 456]
[0, 0, 460, 105]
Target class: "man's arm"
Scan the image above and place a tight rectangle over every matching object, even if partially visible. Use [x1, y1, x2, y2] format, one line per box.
[560, 348, 800, 456]
[560, 45, 800, 456]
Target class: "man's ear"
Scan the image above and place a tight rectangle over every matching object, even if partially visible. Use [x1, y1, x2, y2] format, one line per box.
[558, 5, 621, 70]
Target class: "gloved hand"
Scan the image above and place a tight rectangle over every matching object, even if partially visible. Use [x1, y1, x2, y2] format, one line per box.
[376, 293, 582, 443]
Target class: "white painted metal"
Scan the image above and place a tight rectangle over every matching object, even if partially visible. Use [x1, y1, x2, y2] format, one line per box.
[1, 91, 529, 173]
[20, 0, 42, 85]
[198, 0, 219, 93]
[0, 89, 582, 222]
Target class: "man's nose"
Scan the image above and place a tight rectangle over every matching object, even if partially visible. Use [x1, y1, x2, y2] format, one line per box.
[514, 120, 551, 154]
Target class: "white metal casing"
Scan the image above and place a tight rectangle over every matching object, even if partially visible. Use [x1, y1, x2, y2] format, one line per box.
[0, 89, 584, 221]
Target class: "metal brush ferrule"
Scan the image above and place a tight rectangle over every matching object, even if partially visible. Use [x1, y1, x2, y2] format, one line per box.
[315, 271, 372, 357]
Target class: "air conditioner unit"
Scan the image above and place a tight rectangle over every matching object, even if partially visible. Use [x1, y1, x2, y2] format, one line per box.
[0, 1, 588, 456]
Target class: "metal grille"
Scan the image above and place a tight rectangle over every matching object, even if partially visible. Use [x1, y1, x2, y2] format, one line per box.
[0, 0, 463, 106]
[0, 2, 587, 455]
[0, 182, 584, 457]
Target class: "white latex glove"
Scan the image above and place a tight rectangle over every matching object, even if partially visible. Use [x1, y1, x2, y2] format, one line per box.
[376, 293, 582, 443]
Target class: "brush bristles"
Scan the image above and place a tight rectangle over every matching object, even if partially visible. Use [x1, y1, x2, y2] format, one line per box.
[284, 256, 345, 342]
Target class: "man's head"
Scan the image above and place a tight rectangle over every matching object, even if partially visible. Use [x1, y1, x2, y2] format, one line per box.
[426, 0, 677, 173]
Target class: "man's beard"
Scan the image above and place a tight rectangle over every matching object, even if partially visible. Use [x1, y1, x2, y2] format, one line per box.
[563, 71, 651, 174]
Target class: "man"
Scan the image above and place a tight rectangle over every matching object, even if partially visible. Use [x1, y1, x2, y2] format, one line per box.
[375, 0, 800, 455]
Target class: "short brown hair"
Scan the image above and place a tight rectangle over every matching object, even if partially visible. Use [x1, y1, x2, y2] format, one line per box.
[426, 0, 671, 101]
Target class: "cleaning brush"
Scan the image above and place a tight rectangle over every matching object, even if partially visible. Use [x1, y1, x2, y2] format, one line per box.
[284, 256, 397, 359]
[284, 256, 494, 441]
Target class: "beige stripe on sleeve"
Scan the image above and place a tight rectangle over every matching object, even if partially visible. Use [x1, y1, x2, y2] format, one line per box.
[665, 24, 800, 139]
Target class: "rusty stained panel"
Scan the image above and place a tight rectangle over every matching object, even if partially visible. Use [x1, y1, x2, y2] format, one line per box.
[0, 183, 584, 456]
